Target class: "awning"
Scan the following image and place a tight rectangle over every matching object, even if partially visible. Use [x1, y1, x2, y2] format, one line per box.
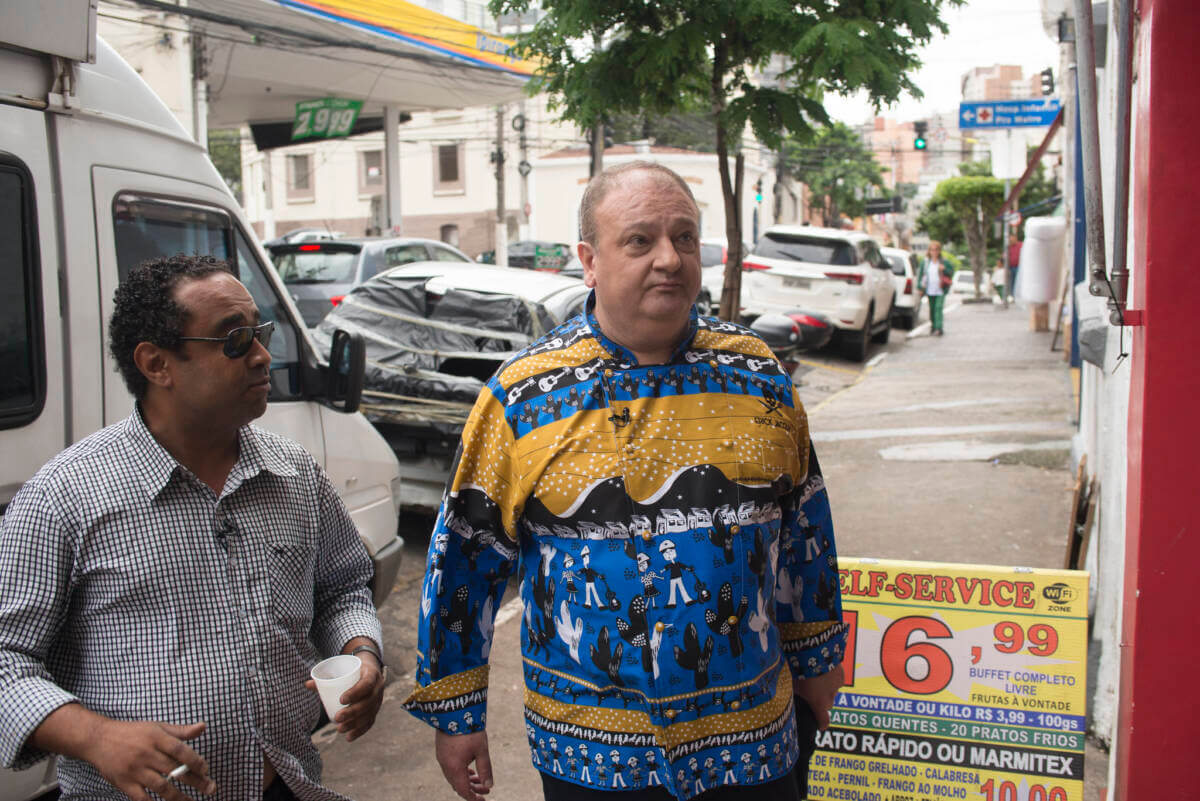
[129, 0, 534, 126]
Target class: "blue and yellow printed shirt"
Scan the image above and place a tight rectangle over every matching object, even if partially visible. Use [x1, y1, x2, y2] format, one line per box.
[403, 298, 847, 800]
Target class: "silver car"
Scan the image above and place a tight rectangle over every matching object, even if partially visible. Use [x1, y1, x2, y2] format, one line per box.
[269, 236, 474, 326]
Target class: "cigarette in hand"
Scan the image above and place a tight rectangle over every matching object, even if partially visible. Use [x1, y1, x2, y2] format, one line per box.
[168, 764, 189, 780]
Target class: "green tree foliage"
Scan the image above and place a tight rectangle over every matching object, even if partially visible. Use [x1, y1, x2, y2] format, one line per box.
[608, 110, 718, 153]
[929, 173, 1005, 297]
[207, 129, 243, 204]
[778, 123, 884, 227]
[491, 0, 961, 319]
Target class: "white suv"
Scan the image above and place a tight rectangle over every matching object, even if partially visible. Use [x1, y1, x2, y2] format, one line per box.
[741, 226, 896, 360]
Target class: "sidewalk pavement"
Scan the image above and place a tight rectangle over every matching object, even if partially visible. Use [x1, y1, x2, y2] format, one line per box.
[319, 298, 1107, 800]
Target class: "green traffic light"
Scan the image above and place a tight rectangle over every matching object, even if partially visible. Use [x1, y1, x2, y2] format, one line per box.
[914, 137, 927, 150]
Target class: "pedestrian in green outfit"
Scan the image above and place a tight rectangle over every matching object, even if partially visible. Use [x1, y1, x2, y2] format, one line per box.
[915, 240, 953, 336]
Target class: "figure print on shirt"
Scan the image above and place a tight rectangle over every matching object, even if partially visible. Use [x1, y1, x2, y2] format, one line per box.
[673, 621, 715, 690]
[525, 556, 558, 658]
[441, 584, 476, 655]
[708, 516, 736, 564]
[705, 581, 749, 659]
[590, 626, 624, 687]
[615, 594, 652, 674]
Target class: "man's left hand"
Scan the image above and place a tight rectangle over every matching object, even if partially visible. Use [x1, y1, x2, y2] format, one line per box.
[795, 664, 845, 731]
[305, 652, 385, 742]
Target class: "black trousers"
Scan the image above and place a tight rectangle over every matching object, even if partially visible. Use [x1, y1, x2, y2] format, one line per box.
[541, 699, 819, 801]
[263, 776, 299, 801]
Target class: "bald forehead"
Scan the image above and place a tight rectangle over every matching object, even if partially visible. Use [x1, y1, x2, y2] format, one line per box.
[596, 170, 698, 227]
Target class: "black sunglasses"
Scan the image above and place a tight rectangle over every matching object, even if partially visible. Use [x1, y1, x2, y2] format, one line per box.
[178, 321, 274, 359]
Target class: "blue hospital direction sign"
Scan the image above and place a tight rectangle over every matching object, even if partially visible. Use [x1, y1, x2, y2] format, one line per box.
[959, 98, 1061, 129]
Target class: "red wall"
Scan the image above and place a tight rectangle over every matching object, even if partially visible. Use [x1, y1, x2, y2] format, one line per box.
[1118, 0, 1200, 796]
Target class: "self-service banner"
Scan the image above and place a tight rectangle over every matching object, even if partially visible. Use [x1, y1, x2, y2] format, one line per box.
[810, 558, 1089, 801]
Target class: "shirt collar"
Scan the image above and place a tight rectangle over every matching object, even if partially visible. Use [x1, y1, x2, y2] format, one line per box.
[583, 290, 700, 366]
[122, 407, 298, 500]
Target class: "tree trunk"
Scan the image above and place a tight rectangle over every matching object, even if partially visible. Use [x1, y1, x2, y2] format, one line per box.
[961, 215, 987, 299]
[713, 41, 744, 322]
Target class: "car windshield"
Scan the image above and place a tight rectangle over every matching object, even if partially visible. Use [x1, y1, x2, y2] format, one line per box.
[754, 234, 856, 266]
[273, 248, 359, 283]
[885, 255, 908, 275]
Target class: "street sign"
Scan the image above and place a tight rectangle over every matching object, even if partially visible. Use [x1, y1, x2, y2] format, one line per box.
[292, 98, 363, 141]
[959, 98, 1061, 129]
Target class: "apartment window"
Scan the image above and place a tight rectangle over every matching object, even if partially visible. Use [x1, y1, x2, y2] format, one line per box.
[359, 150, 383, 196]
[434, 143, 465, 194]
[287, 153, 314, 202]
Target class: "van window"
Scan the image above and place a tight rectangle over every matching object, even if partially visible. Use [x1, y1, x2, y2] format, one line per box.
[112, 193, 301, 400]
[0, 160, 46, 429]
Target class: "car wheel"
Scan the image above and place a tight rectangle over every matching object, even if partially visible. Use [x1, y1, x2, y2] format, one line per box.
[842, 306, 872, 362]
[872, 295, 894, 344]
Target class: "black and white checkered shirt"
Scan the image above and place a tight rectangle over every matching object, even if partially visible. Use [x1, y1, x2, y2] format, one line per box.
[0, 409, 382, 800]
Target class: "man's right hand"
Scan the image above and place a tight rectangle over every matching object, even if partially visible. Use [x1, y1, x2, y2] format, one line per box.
[435, 729, 493, 801]
[33, 705, 215, 801]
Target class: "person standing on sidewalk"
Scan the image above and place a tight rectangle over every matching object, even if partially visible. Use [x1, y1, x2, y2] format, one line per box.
[404, 162, 848, 801]
[916, 240, 952, 336]
[1006, 232, 1022, 302]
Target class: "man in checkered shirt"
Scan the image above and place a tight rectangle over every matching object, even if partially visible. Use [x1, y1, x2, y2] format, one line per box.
[0, 256, 385, 801]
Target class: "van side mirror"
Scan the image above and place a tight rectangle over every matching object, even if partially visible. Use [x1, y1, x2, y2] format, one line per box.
[327, 329, 365, 413]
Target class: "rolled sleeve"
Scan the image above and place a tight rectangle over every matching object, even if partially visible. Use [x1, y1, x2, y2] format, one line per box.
[308, 469, 383, 659]
[0, 482, 77, 769]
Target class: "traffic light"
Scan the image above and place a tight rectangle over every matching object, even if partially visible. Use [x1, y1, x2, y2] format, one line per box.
[1040, 67, 1055, 96]
[754, 177, 763, 203]
[913, 120, 928, 151]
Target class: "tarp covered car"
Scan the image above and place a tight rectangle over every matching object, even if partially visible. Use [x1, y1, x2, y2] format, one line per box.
[311, 263, 590, 510]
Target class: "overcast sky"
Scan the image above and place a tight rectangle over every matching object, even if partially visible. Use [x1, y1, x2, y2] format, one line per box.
[823, 0, 1061, 126]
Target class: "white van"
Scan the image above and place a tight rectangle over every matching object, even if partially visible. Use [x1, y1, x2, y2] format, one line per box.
[1, 12, 404, 800]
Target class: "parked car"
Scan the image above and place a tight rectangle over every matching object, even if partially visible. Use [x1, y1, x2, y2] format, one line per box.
[749, 311, 837, 360]
[267, 236, 474, 326]
[951, 269, 987, 296]
[882, 246, 920, 329]
[740, 226, 896, 361]
[263, 226, 346, 246]
[698, 238, 751, 315]
[311, 263, 591, 513]
[478, 239, 572, 270]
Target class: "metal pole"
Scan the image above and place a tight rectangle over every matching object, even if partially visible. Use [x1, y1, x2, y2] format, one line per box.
[1108, 0, 1134, 325]
[495, 105, 507, 268]
[383, 105, 402, 234]
[1072, 0, 1109, 300]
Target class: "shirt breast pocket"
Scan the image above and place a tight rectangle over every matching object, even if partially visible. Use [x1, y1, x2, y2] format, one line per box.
[267, 534, 316, 631]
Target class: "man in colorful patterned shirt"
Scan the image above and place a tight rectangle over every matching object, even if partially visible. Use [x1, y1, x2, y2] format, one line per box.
[404, 162, 847, 801]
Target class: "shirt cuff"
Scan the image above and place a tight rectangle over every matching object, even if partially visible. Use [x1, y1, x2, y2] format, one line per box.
[402, 666, 490, 736]
[780, 620, 849, 681]
[312, 600, 384, 661]
[0, 676, 79, 770]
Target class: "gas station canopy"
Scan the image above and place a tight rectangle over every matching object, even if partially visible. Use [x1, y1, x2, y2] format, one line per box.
[137, 0, 536, 126]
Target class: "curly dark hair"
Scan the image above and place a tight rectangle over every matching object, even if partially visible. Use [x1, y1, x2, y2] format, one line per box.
[108, 254, 232, 399]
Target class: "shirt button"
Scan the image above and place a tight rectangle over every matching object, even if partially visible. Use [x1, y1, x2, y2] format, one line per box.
[730, 524, 741, 534]
[604, 369, 614, 378]
[730, 701, 741, 711]
[641, 530, 653, 542]
[665, 709, 677, 719]
[727, 615, 739, 626]
[655, 621, 665, 633]
[709, 360, 718, 368]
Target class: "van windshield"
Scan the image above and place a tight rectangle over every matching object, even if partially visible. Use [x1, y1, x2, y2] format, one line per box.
[754, 234, 856, 266]
[273, 249, 359, 283]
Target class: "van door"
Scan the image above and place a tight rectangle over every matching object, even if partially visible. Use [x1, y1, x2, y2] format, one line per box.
[91, 167, 325, 464]
[0, 105, 66, 509]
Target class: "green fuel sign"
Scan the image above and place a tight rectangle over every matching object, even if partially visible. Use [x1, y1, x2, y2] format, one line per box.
[292, 98, 363, 141]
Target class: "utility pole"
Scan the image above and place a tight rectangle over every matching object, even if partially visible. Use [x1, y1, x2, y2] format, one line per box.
[494, 105, 507, 267]
[190, 30, 208, 149]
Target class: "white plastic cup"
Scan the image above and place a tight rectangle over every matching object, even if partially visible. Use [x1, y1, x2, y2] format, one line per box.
[310, 654, 362, 719]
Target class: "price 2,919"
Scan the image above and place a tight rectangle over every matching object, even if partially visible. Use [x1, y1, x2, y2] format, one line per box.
[841, 612, 1061, 693]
